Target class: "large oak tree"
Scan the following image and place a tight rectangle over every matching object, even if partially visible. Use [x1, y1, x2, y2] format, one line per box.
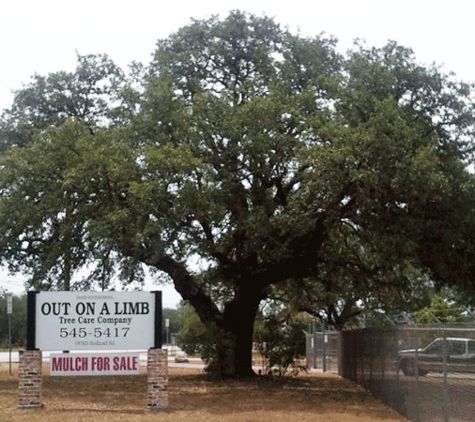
[1, 11, 475, 377]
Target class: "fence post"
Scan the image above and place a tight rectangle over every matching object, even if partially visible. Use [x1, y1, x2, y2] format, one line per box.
[313, 322, 317, 369]
[322, 319, 327, 372]
[337, 330, 343, 376]
[369, 328, 373, 384]
[442, 327, 448, 422]
[414, 333, 420, 422]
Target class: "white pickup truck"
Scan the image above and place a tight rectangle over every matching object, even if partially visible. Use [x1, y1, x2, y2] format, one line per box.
[398, 337, 475, 376]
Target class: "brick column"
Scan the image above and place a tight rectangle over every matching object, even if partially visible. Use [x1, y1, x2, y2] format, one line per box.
[147, 348, 168, 410]
[18, 350, 42, 409]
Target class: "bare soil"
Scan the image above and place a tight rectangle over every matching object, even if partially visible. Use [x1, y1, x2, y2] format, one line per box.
[0, 363, 409, 422]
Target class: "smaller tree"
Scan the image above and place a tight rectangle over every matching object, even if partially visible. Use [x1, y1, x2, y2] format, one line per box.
[162, 307, 187, 343]
[0, 293, 27, 348]
[176, 303, 218, 365]
[415, 291, 470, 325]
[254, 311, 308, 376]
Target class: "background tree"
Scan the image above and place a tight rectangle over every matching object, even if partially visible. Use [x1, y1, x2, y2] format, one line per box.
[0, 293, 27, 348]
[414, 289, 473, 325]
[162, 305, 190, 342]
[176, 303, 218, 365]
[0, 54, 132, 291]
[1, 11, 475, 378]
[253, 304, 308, 376]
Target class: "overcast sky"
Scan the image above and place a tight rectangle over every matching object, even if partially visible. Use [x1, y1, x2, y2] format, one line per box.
[1, 0, 474, 304]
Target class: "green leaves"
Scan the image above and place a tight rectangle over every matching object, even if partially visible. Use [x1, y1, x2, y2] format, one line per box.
[153, 11, 283, 103]
[0, 53, 125, 151]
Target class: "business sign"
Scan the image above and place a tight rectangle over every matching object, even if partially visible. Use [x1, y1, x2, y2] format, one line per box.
[27, 291, 162, 351]
[50, 352, 141, 376]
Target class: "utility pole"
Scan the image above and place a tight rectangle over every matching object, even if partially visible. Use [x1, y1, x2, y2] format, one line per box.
[165, 318, 170, 345]
[7, 294, 12, 375]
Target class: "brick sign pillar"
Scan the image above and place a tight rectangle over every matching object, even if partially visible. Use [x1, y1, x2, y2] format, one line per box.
[147, 348, 168, 409]
[18, 350, 42, 409]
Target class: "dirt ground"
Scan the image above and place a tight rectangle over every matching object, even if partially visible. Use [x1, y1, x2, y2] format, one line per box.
[0, 364, 409, 422]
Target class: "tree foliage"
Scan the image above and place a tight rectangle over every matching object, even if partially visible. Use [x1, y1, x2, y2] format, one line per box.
[176, 303, 218, 364]
[254, 308, 308, 376]
[0, 53, 125, 151]
[0, 294, 27, 348]
[1, 11, 475, 377]
[414, 290, 473, 325]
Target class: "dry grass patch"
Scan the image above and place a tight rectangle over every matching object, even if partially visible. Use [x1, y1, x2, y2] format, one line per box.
[0, 363, 409, 422]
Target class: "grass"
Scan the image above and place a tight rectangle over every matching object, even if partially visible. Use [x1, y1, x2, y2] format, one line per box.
[0, 363, 409, 422]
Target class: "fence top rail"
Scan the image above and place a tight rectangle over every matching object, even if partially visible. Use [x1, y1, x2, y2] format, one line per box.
[341, 325, 475, 334]
[398, 326, 475, 332]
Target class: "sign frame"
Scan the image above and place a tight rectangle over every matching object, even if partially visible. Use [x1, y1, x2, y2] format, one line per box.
[27, 291, 162, 351]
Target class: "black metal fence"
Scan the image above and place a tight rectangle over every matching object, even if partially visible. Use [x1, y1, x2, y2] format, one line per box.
[340, 326, 475, 422]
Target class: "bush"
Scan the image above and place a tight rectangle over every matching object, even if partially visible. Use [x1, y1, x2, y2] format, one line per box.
[254, 314, 307, 376]
[176, 311, 218, 365]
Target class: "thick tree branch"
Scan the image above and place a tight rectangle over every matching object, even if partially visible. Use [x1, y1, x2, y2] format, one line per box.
[137, 249, 223, 325]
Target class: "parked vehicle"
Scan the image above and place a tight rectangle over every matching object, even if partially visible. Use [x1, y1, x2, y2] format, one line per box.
[398, 337, 475, 376]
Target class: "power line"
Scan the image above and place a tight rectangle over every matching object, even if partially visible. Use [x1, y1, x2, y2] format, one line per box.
[0, 279, 26, 294]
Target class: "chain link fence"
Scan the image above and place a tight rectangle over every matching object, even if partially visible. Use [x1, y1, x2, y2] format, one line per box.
[339, 326, 475, 422]
[306, 328, 339, 373]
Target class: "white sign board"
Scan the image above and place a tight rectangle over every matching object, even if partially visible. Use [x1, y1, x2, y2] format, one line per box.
[35, 291, 157, 351]
[7, 295, 12, 315]
[50, 352, 140, 376]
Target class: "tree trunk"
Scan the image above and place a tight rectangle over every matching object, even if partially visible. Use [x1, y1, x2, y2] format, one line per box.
[143, 253, 264, 378]
[214, 290, 262, 378]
